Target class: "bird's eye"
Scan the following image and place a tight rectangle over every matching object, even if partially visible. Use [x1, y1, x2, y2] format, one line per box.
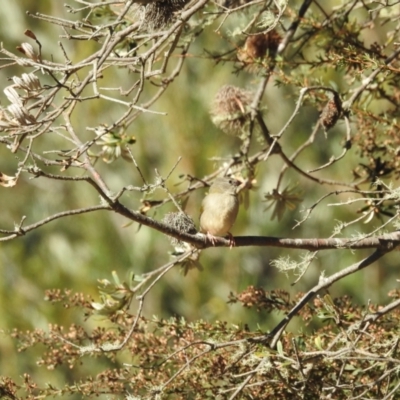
[229, 179, 238, 186]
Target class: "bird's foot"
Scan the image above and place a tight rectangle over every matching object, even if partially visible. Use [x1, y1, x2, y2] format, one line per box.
[204, 232, 235, 248]
[227, 232, 235, 249]
[206, 232, 219, 246]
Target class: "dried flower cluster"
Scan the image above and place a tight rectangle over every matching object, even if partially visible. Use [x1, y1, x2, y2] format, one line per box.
[210, 85, 253, 138]
[5, 287, 400, 399]
[139, 0, 188, 30]
[1, 73, 41, 129]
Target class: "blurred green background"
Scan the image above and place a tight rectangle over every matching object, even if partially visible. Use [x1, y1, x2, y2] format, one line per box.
[0, 0, 399, 391]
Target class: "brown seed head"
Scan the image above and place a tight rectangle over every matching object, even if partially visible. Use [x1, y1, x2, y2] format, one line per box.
[237, 30, 282, 73]
[238, 31, 281, 62]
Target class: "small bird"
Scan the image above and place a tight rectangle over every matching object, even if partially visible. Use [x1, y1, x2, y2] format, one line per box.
[200, 177, 240, 246]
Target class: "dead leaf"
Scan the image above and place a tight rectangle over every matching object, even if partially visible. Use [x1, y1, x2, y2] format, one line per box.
[0, 172, 18, 187]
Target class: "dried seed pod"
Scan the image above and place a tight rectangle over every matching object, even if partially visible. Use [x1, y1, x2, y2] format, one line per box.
[321, 95, 342, 131]
[16, 42, 38, 61]
[24, 30, 38, 41]
[12, 73, 41, 92]
[238, 30, 282, 64]
[210, 85, 253, 137]
[7, 104, 36, 125]
[140, 0, 188, 31]
[22, 73, 41, 91]
[4, 87, 23, 106]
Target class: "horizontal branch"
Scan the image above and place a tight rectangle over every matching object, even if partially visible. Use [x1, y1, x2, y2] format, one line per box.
[109, 202, 400, 251]
[190, 232, 400, 251]
[2, 195, 400, 252]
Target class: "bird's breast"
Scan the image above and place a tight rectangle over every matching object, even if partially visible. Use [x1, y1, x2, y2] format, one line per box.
[200, 193, 239, 236]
